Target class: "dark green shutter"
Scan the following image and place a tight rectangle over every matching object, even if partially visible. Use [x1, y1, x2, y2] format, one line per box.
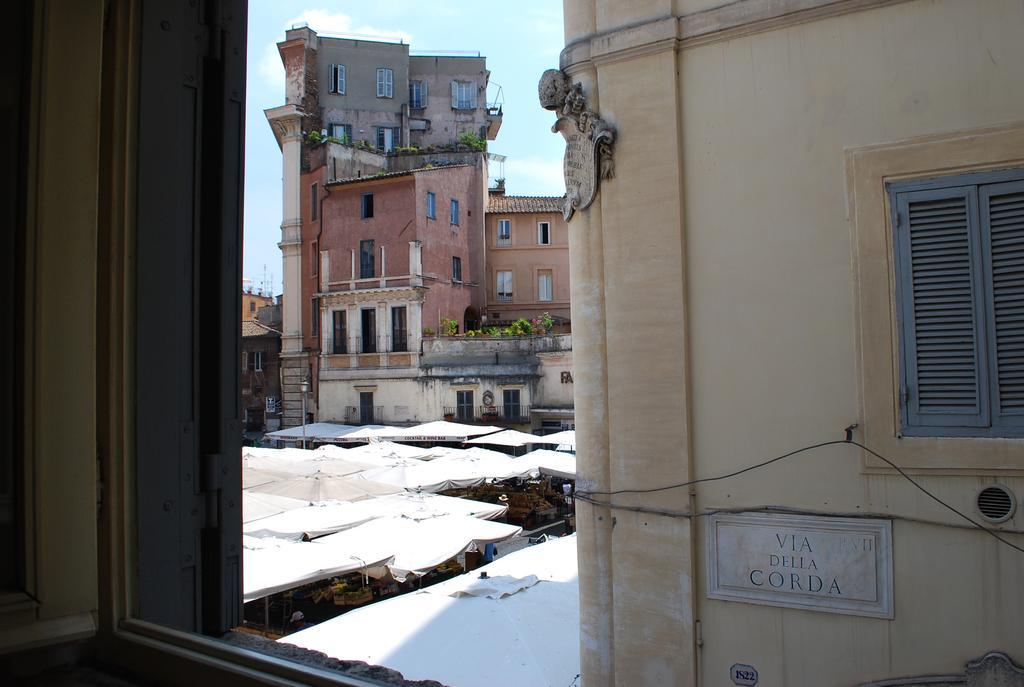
[894, 186, 990, 430]
[980, 180, 1024, 427]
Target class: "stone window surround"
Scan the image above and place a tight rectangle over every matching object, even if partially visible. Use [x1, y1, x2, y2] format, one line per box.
[847, 121, 1024, 472]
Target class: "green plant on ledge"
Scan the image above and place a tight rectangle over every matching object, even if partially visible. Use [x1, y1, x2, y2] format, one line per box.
[307, 130, 324, 143]
[441, 317, 458, 337]
[422, 327, 435, 337]
[458, 131, 486, 151]
[484, 326, 501, 338]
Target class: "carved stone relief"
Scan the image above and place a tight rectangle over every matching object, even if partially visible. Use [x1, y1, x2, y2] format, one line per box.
[856, 652, 1024, 687]
[538, 69, 615, 221]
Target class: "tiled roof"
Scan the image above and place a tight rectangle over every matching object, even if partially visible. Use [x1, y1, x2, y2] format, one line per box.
[325, 164, 471, 188]
[242, 320, 281, 338]
[486, 195, 565, 214]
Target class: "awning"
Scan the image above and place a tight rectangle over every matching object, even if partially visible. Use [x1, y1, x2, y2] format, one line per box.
[518, 449, 576, 480]
[358, 447, 539, 493]
[465, 429, 550, 448]
[537, 429, 575, 448]
[280, 535, 580, 687]
[389, 420, 503, 442]
[264, 422, 384, 442]
[245, 471, 403, 502]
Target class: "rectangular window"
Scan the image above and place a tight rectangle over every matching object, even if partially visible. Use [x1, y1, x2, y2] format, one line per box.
[503, 389, 521, 421]
[497, 219, 511, 246]
[310, 183, 318, 221]
[360, 391, 375, 424]
[332, 310, 347, 354]
[889, 167, 1024, 437]
[450, 198, 460, 226]
[452, 256, 463, 282]
[537, 221, 551, 245]
[427, 191, 436, 219]
[310, 298, 319, 338]
[361, 193, 374, 219]
[246, 350, 264, 372]
[538, 271, 553, 302]
[391, 306, 408, 352]
[456, 390, 474, 421]
[361, 308, 377, 353]
[497, 270, 513, 302]
[311, 240, 319, 277]
[450, 80, 476, 109]
[409, 80, 427, 108]
[327, 122, 351, 143]
[376, 126, 400, 152]
[376, 67, 394, 98]
[328, 64, 346, 94]
[359, 239, 375, 279]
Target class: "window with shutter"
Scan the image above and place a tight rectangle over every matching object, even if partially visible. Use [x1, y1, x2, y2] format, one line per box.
[328, 64, 337, 94]
[890, 168, 1024, 437]
[336, 64, 345, 94]
[377, 68, 393, 98]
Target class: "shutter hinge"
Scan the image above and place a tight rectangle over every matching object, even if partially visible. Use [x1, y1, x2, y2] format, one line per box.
[201, 453, 222, 528]
[900, 385, 910, 406]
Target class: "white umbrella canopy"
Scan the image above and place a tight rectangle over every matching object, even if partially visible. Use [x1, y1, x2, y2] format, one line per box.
[244, 446, 378, 476]
[517, 449, 577, 480]
[389, 420, 503, 442]
[535, 429, 575, 448]
[334, 425, 406, 443]
[242, 492, 309, 524]
[465, 429, 545, 448]
[317, 441, 433, 466]
[360, 447, 539, 493]
[247, 471, 402, 503]
[242, 467, 291, 489]
[281, 535, 580, 687]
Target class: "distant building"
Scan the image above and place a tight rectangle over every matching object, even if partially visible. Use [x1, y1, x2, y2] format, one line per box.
[241, 303, 282, 435]
[485, 188, 570, 330]
[241, 290, 273, 322]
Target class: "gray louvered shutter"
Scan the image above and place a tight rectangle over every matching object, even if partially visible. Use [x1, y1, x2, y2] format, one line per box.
[451, 80, 459, 108]
[981, 180, 1024, 427]
[894, 186, 990, 430]
[328, 64, 337, 93]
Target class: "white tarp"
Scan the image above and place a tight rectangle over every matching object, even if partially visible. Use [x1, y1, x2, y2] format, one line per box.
[464, 429, 548, 448]
[264, 422, 383, 443]
[281, 535, 580, 687]
[388, 420, 503, 442]
[243, 492, 508, 541]
[334, 425, 407, 443]
[242, 535, 394, 601]
[246, 471, 403, 502]
[518, 449, 577, 480]
[537, 429, 575, 448]
[243, 447, 372, 476]
[312, 515, 522, 581]
[315, 442, 433, 466]
[358, 447, 539, 493]
[242, 492, 309, 524]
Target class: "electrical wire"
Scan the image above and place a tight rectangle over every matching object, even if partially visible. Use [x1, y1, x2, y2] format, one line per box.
[574, 438, 1024, 556]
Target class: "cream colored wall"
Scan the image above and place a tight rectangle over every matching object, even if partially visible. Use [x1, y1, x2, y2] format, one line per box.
[485, 211, 571, 322]
[562, 0, 1024, 685]
[682, 2, 1024, 681]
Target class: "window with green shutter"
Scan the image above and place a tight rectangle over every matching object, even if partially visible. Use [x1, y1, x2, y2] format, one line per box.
[889, 168, 1024, 437]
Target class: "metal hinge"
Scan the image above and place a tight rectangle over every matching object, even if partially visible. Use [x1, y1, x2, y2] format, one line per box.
[201, 453, 222, 528]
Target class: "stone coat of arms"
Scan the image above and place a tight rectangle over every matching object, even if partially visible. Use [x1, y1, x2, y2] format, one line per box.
[538, 69, 616, 221]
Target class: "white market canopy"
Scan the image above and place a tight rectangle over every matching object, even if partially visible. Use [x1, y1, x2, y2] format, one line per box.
[243, 514, 522, 600]
[281, 535, 579, 687]
[334, 425, 407, 443]
[464, 429, 550, 448]
[387, 421, 504, 442]
[518, 449, 577, 480]
[246, 471, 403, 502]
[358, 447, 540, 493]
[243, 447, 374, 476]
[243, 491, 508, 541]
[537, 429, 575, 448]
[242, 492, 309, 524]
[315, 442, 435, 466]
[264, 422, 384, 443]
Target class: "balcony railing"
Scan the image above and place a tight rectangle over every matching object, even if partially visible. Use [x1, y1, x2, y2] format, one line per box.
[441, 405, 531, 425]
[496, 293, 512, 302]
[345, 405, 384, 425]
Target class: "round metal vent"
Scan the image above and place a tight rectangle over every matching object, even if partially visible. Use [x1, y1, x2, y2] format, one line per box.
[977, 485, 1016, 524]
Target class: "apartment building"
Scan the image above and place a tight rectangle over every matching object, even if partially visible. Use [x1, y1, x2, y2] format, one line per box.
[485, 188, 570, 328]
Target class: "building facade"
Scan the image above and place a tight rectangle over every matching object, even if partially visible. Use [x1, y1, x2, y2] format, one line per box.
[267, 28, 503, 428]
[485, 189, 571, 328]
[558, 1, 1024, 685]
[241, 304, 283, 434]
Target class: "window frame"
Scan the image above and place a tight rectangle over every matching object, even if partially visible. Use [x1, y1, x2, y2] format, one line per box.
[360, 193, 373, 219]
[456, 390, 475, 421]
[376, 67, 394, 99]
[451, 80, 476, 110]
[538, 270, 553, 302]
[537, 221, 551, 245]
[409, 79, 427, 109]
[847, 122, 1024, 473]
[452, 256, 462, 283]
[497, 218, 511, 245]
[888, 167, 1024, 438]
[332, 310, 347, 355]
[426, 191, 436, 220]
[359, 239, 375, 279]
[450, 198, 460, 226]
[391, 306, 408, 353]
[496, 270, 513, 302]
[329, 63, 346, 95]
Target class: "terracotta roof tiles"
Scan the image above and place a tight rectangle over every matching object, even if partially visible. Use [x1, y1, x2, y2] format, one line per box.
[486, 195, 565, 214]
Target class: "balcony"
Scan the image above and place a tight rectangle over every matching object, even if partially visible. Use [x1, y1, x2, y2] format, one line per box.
[345, 405, 384, 425]
[441, 405, 531, 425]
[485, 103, 503, 140]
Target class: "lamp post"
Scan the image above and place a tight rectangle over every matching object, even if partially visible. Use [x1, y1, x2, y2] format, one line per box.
[300, 378, 310, 449]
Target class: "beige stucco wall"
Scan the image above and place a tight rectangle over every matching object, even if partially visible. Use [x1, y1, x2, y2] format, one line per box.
[561, 0, 1024, 685]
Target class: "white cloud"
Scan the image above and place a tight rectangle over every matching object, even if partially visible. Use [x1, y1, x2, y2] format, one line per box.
[503, 156, 565, 196]
[256, 10, 413, 91]
[285, 9, 412, 44]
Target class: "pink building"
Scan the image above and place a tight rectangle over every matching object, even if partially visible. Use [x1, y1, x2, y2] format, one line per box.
[484, 190, 571, 330]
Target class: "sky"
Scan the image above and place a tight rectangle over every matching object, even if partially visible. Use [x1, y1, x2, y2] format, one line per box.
[243, 1, 566, 295]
